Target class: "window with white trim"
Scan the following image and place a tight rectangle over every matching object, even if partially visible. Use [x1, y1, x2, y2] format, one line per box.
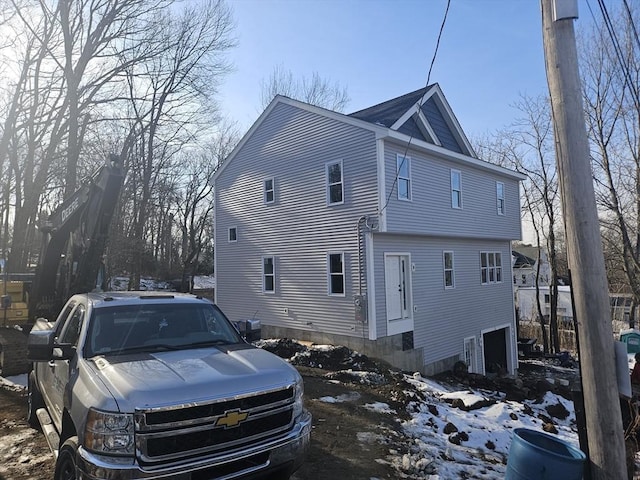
[328, 252, 345, 295]
[451, 169, 462, 208]
[496, 181, 505, 215]
[480, 252, 502, 284]
[262, 256, 275, 293]
[326, 161, 343, 205]
[264, 177, 275, 204]
[443, 251, 455, 288]
[228, 227, 237, 242]
[397, 154, 411, 200]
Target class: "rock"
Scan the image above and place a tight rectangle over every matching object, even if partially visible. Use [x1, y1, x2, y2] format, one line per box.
[546, 402, 569, 420]
[444, 422, 458, 434]
[543, 423, 558, 434]
[448, 431, 469, 445]
[427, 404, 438, 416]
[537, 413, 553, 424]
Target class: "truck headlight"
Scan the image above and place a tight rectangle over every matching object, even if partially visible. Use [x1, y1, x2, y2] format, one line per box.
[85, 408, 134, 455]
[293, 379, 304, 419]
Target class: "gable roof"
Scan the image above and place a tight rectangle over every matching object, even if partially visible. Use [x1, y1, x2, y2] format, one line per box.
[214, 89, 524, 182]
[349, 88, 427, 128]
[349, 83, 476, 157]
[512, 250, 536, 268]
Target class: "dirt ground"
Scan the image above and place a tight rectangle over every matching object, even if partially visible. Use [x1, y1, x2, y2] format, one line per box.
[0, 385, 55, 480]
[0, 363, 412, 480]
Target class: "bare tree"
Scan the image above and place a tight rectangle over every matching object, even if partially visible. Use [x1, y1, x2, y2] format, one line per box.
[579, 3, 640, 327]
[475, 94, 563, 353]
[119, 0, 235, 289]
[260, 64, 350, 112]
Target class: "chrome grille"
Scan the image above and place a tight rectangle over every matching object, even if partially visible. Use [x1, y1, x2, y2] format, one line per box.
[135, 385, 296, 465]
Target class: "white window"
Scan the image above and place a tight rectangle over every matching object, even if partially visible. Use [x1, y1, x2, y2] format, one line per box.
[328, 252, 345, 296]
[496, 181, 505, 215]
[397, 154, 411, 201]
[326, 161, 343, 205]
[451, 169, 462, 208]
[443, 251, 455, 288]
[228, 227, 237, 243]
[480, 252, 502, 284]
[262, 256, 275, 293]
[264, 178, 275, 204]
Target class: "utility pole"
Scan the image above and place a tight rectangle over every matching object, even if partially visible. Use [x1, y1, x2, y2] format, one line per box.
[540, 0, 627, 478]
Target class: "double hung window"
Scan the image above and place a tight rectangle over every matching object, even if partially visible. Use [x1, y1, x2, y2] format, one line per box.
[326, 161, 343, 205]
[328, 252, 345, 295]
[397, 155, 411, 201]
[480, 252, 502, 284]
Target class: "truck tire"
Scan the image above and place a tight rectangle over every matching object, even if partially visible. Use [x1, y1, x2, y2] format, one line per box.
[54, 436, 79, 480]
[27, 372, 44, 429]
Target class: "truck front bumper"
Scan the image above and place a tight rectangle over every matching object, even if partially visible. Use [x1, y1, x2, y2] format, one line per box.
[77, 411, 312, 480]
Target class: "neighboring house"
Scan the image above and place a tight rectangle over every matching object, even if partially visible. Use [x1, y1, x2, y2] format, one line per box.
[516, 285, 573, 326]
[512, 247, 551, 287]
[213, 84, 525, 376]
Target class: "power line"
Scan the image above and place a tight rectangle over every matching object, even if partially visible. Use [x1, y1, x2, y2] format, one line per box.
[380, 0, 451, 215]
[589, 0, 640, 111]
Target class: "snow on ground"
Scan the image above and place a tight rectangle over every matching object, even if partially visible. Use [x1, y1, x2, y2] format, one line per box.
[1, 342, 604, 479]
[260, 339, 589, 479]
[399, 372, 579, 478]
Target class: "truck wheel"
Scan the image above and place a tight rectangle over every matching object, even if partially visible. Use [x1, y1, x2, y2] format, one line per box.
[54, 437, 79, 480]
[27, 372, 44, 429]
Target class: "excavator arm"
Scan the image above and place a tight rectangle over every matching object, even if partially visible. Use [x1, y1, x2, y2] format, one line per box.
[29, 154, 124, 320]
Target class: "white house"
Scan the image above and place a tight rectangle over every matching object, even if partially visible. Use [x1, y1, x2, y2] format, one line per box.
[213, 85, 525, 376]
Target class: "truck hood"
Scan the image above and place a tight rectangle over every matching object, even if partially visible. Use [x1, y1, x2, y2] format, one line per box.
[85, 345, 300, 412]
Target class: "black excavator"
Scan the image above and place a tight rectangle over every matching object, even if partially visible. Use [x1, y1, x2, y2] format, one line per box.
[0, 154, 124, 376]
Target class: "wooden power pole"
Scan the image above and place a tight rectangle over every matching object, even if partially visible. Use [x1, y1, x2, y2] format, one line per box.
[540, 0, 627, 478]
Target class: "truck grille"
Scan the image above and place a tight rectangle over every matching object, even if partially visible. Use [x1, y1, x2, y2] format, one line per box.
[135, 386, 296, 465]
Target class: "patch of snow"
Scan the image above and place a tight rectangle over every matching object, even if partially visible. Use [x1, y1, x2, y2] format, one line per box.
[364, 402, 396, 414]
[318, 391, 361, 403]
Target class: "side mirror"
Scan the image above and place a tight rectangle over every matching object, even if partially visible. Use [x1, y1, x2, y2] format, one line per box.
[233, 319, 262, 343]
[27, 329, 56, 361]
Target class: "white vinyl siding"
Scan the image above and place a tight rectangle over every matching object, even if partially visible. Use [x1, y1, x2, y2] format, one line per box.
[451, 169, 462, 209]
[443, 251, 454, 288]
[496, 181, 505, 215]
[262, 256, 275, 293]
[480, 252, 502, 285]
[383, 144, 521, 241]
[264, 177, 275, 204]
[214, 101, 377, 339]
[228, 227, 237, 243]
[328, 252, 345, 296]
[326, 160, 344, 205]
[372, 235, 515, 370]
[397, 154, 411, 201]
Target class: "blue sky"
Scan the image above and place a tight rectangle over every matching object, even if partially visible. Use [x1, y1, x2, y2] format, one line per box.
[217, 0, 598, 139]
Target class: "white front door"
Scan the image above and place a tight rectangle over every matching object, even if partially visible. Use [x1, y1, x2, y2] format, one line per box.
[385, 253, 413, 335]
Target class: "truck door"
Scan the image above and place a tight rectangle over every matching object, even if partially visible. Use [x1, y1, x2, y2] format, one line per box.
[46, 303, 86, 431]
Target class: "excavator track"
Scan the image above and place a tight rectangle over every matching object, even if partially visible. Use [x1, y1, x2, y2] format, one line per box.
[0, 328, 30, 376]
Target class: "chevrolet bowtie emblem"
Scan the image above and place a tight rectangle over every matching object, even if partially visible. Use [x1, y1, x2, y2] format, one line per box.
[215, 409, 249, 428]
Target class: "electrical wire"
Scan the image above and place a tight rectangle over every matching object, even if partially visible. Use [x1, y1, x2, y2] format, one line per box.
[589, 0, 640, 111]
[379, 0, 451, 215]
[622, 0, 640, 53]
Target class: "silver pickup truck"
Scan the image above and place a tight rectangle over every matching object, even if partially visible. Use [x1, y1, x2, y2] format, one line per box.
[27, 291, 311, 480]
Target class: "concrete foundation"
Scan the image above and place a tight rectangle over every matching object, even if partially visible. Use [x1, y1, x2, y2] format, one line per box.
[261, 324, 458, 376]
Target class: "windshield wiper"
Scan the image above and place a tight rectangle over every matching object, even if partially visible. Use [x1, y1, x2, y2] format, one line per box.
[182, 339, 237, 348]
[97, 344, 183, 356]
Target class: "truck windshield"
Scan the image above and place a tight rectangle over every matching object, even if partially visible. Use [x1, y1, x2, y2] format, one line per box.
[85, 302, 243, 357]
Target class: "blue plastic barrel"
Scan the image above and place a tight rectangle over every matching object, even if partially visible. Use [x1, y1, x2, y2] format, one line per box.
[505, 428, 586, 480]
